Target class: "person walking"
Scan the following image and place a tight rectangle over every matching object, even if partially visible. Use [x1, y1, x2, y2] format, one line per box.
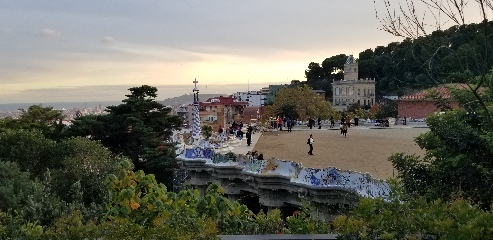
[246, 130, 252, 146]
[277, 116, 283, 131]
[307, 134, 314, 155]
[342, 123, 348, 138]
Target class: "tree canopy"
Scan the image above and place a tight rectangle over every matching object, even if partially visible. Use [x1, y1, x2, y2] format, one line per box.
[64, 85, 182, 188]
[305, 20, 493, 98]
[0, 105, 65, 140]
[266, 85, 336, 120]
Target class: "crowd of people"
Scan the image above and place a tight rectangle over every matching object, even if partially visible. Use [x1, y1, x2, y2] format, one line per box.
[215, 115, 372, 157]
[269, 116, 295, 132]
[218, 121, 254, 146]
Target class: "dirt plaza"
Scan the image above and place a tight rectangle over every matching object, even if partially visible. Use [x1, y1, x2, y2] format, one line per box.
[252, 127, 429, 180]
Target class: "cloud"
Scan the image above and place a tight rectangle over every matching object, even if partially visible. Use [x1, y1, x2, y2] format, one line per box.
[101, 36, 115, 44]
[0, 28, 10, 34]
[36, 28, 62, 40]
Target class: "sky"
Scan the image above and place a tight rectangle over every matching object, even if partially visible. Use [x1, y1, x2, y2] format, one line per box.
[0, 0, 410, 104]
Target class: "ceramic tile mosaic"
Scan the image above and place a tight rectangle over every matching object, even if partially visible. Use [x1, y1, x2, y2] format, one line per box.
[179, 146, 390, 199]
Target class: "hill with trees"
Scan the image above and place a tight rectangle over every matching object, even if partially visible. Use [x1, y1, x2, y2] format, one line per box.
[305, 21, 493, 99]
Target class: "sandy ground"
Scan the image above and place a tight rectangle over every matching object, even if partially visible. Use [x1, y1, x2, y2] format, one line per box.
[252, 127, 429, 180]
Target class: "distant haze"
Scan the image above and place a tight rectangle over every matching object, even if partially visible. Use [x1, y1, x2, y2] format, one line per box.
[0, 93, 227, 112]
[0, 1, 407, 103]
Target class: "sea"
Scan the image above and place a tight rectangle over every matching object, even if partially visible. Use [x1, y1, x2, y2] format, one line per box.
[0, 101, 123, 112]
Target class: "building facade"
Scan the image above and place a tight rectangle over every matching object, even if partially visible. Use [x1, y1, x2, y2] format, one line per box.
[265, 84, 289, 104]
[199, 96, 248, 131]
[232, 91, 266, 106]
[396, 84, 464, 119]
[332, 55, 376, 112]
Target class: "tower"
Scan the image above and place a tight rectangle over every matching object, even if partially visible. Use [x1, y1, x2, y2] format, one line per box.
[343, 55, 358, 81]
[332, 55, 376, 111]
[192, 78, 202, 144]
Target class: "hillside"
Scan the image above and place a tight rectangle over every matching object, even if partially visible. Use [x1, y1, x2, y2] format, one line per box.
[161, 93, 227, 106]
[305, 21, 493, 98]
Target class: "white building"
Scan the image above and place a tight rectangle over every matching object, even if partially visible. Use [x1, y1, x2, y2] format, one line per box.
[232, 91, 266, 106]
[332, 55, 376, 112]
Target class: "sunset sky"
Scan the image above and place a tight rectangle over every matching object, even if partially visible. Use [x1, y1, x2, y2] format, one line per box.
[1, 0, 476, 104]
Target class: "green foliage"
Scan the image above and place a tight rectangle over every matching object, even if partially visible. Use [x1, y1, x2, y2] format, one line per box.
[0, 129, 118, 227]
[391, 107, 493, 208]
[305, 21, 493, 97]
[267, 85, 336, 120]
[65, 85, 183, 188]
[0, 105, 65, 140]
[283, 201, 331, 234]
[275, 103, 299, 120]
[0, 210, 45, 240]
[105, 160, 170, 226]
[50, 137, 118, 207]
[103, 160, 284, 237]
[201, 125, 213, 139]
[333, 183, 493, 239]
[0, 162, 36, 212]
[374, 101, 398, 119]
[0, 129, 56, 177]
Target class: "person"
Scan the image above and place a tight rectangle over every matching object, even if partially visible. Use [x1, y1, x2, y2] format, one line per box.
[237, 129, 244, 140]
[317, 117, 322, 129]
[342, 123, 348, 137]
[330, 117, 335, 128]
[308, 117, 314, 129]
[286, 118, 292, 132]
[277, 116, 283, 131]
[218, 126, 223, 134]
[246, 130, 252, 146]
[307, 134, 314, 155]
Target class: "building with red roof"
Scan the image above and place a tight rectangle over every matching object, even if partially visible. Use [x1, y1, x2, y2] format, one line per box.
[198, 96, 248, 131]
[396, 84, 468, 119]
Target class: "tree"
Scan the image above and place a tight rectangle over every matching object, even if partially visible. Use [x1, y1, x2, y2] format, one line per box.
[333, 183, 493, 239]
[266, 85, 336, 120]
[0, 105, 65, 140]
[0, 129, 56, 177]
[65, 85, 182, 188]
[274, 103, 299, 121]
[321, 54, 347, 80]
[201, 125, 213, 139]
[305, 62, 324, 81]
[0, 161, 37, 212]
[51, 137, 119, 206]
[375, 0, 493, 208]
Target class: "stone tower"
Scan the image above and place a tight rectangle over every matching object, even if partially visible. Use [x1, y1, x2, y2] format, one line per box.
[332, 55, 376, 112]
[344, 55, 358, 81]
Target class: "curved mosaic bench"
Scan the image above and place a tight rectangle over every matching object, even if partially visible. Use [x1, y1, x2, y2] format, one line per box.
[178, 147, 390, 199]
